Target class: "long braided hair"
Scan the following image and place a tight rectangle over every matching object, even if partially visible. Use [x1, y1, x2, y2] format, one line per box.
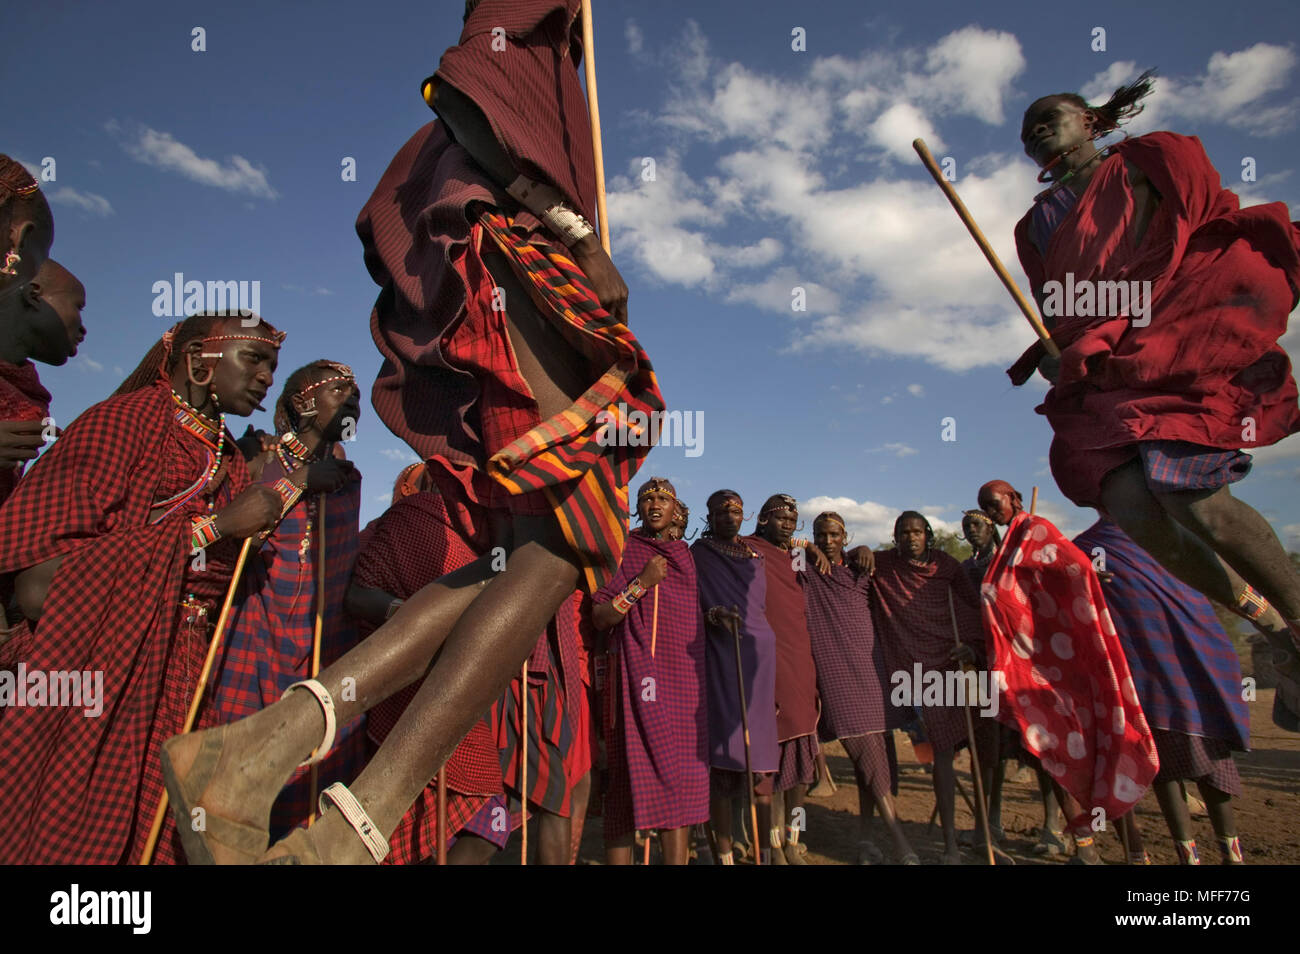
[1049, 69, 1157, 135]
[115, 313, 284, 395]
[273, 359, 354, 435]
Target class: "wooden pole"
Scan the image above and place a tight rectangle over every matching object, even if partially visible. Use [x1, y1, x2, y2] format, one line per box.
[520, 661, 528, 866]
[912, 138, 1060, 359]
[580, 0, 610, 255]
[1030, 486, 1039, 515]
[139, 536, 255, 865]
[727, 615, 763, 864]
[308, 493, 326, 826]
[948, 587, 996, 866]
[649, 586, 659, 658]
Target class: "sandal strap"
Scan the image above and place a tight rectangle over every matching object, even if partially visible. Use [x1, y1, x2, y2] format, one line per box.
[319, 782, 389, 863]
[281, 679, 337, 767]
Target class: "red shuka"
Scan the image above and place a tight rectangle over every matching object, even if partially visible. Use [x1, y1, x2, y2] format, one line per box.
[1008, 132, 1300, 506]
[0, 381, 248, 864]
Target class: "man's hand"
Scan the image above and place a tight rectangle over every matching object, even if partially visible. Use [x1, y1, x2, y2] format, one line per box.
[638, 554, 669, 588]
[0, 419, 47, 468]
[293, 459, 356, 494]
[707, 604, 743, 630]
[1038, 353, 1061, 384]
[949, 643, 977, 667]
[571, 233, 628, 324]
[846, 546, 876, 575]
[213, 485, 282, 539]
[805, 543, 831, 575]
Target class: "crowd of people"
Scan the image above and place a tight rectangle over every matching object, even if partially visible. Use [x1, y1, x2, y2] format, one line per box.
[1, 0, 1297, 867]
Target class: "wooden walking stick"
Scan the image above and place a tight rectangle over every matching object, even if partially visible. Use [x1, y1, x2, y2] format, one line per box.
[912, 138, 1061, 359]
[520, 660, 528, 866]
[436, 770, 448, 866]
[947, 587, 996, 866]
[139, 536, 256, 865]
[642, 585, 660, 865]
[726, 614, 763, 865]
[1030, 486, 1039, 515]
[580, 0, 610, 254]
[308, 492, 326, 827]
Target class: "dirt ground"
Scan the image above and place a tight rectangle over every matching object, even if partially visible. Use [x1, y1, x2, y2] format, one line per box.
[568, 689, 1299, 865]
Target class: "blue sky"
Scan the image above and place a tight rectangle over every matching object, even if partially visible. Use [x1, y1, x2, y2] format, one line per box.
[7, 0, 1300, 545]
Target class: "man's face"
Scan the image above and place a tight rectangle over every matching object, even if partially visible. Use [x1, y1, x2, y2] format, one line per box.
[638, 491, 675, 535]
[305, 372, 361, 441]
[895, 517, 929, 560]
[23, 295, 74, 366]
[762, 503, 797, 546]
[39, 273, 86, 357]
[709, 496, 744, 541]
[979, 488, 1017, 526]
[1021, 96, 1093, 167]
[206, 327, 279, 417]
[814, 520, 845, 563]
[963, 517, 993, 550]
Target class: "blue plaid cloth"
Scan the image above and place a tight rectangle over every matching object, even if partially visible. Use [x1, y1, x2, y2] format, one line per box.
[1138, 440, 1252, 492]
[1073, 519, 1249, 750]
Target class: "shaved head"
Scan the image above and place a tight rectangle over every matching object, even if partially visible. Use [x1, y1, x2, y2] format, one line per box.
[34, 259, 85, 356]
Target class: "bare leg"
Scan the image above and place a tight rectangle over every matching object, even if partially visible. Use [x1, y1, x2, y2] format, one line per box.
[568, 770, 591, 864]
[1153, 778, 1198, 863]
[605, 832, 634, 866]
[709, 796, 734, 859]
[659, 826, 690, 866]
[535, 809, 572, 866]
[1195, 780, 1241, 864]
[933, 755, 960, 862]
[446, 832, 497, 865]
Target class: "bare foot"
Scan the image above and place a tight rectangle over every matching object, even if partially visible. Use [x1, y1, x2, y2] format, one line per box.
[258, 811, 378, 865]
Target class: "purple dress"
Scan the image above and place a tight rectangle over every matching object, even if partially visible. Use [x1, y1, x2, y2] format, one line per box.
[691, 537, 780, 774]
[594, 533, 709, 835]
[800, 562, 898, 740]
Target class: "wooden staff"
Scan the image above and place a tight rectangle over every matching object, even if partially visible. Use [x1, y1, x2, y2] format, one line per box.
[1030, 486, 1039, 515]
[726, 614, 763, 864]
[520, 660, 528, 866]
[140, 536, 255, 865]
[912, 138, 1060, 359]
[308, 493, 326, 826]
[580, 0, 610, 254]
[643, 583, 660, 864]
[947, 587, 996, 866]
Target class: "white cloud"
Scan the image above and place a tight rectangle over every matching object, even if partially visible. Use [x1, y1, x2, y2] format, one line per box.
[802, 494, 962, 547]
[1247, 434, 1300, 467]
[868, 102, 945, 162]
[906, 383, 925, 397]
[108, 121, 278, 198]
[625, 19, 643, 56]
[379, 447, 419, 463]
[867, 442, 919, 458]
[1082, 45, 1298, 136]
[48, 188, 114, 216]
[76, 355, 104, 372]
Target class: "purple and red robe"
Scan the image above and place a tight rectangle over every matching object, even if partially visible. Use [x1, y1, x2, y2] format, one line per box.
[348, 488, 509, 861]
[0, 379, 248, 864]
[800, 561, 899, 741]
[745, 535, 819, 789]
[213, 450, 366, 836]
[691, 537, 779, 776]
[1008, 132, 1300, 507]
[1073, 519, 1248, 795]
[871, 548, 985, 754]
[982, 511, 1159, 827]
[357, 0, 663, 597]
[0, 359, 51, 507]
[593, 532, 709, 838]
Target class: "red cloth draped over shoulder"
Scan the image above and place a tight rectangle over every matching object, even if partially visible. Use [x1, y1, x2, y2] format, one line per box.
[745, 535, 820, 742]
[1007, 132, 1300, 506]
[435, 0, 596, 223]
[0, 360, 52, 506]
[981, 511, 1158, 827]
[0, 381, 249, 864]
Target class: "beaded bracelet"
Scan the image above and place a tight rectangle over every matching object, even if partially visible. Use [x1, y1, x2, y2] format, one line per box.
[385, 598, 405, 621]
[626, 578, 647, 601]
[273, 476, 303, 513]
[611, 590, 634, 615]
[190, 514, 221, 551]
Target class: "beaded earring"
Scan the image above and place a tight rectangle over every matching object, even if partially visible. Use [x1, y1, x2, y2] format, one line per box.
[0, 250, 20, 276]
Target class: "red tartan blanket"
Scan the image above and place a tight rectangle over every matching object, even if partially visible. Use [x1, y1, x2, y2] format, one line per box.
[0, 381, 248, 864]
[1008, 132, 1300, 506]
[981, 511, 1158, 826]
[0, 360, 51, 506]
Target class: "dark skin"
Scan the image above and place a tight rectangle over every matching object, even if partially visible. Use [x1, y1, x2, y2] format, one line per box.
[14, 322, 286, 622]
[1021, 97, 1300, 631]
[0, 194, 53, 300]
[813, 517, 915, 861]
[30, 259, 85, 360]
[702, 494, 774, 862]
[0, 294, 66, 471]
[895, 515, 1005, 863]
[165, 69, 613, 860]
[597, 490, 689, 865]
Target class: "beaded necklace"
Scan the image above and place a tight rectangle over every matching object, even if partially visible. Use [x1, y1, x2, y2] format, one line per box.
[275, 430, 326, 563]
[172, 391, 225, 514]
[701, 535, 760, 560]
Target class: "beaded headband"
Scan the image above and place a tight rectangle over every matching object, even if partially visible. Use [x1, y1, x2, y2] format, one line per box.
[814, 514, 847, 532]
[760, 494, 798, 515]
[962, 509, 994, 528]
[13, 181, 40, 197]
[297, 372, 356, 395]
[637, 478, 677, 502]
